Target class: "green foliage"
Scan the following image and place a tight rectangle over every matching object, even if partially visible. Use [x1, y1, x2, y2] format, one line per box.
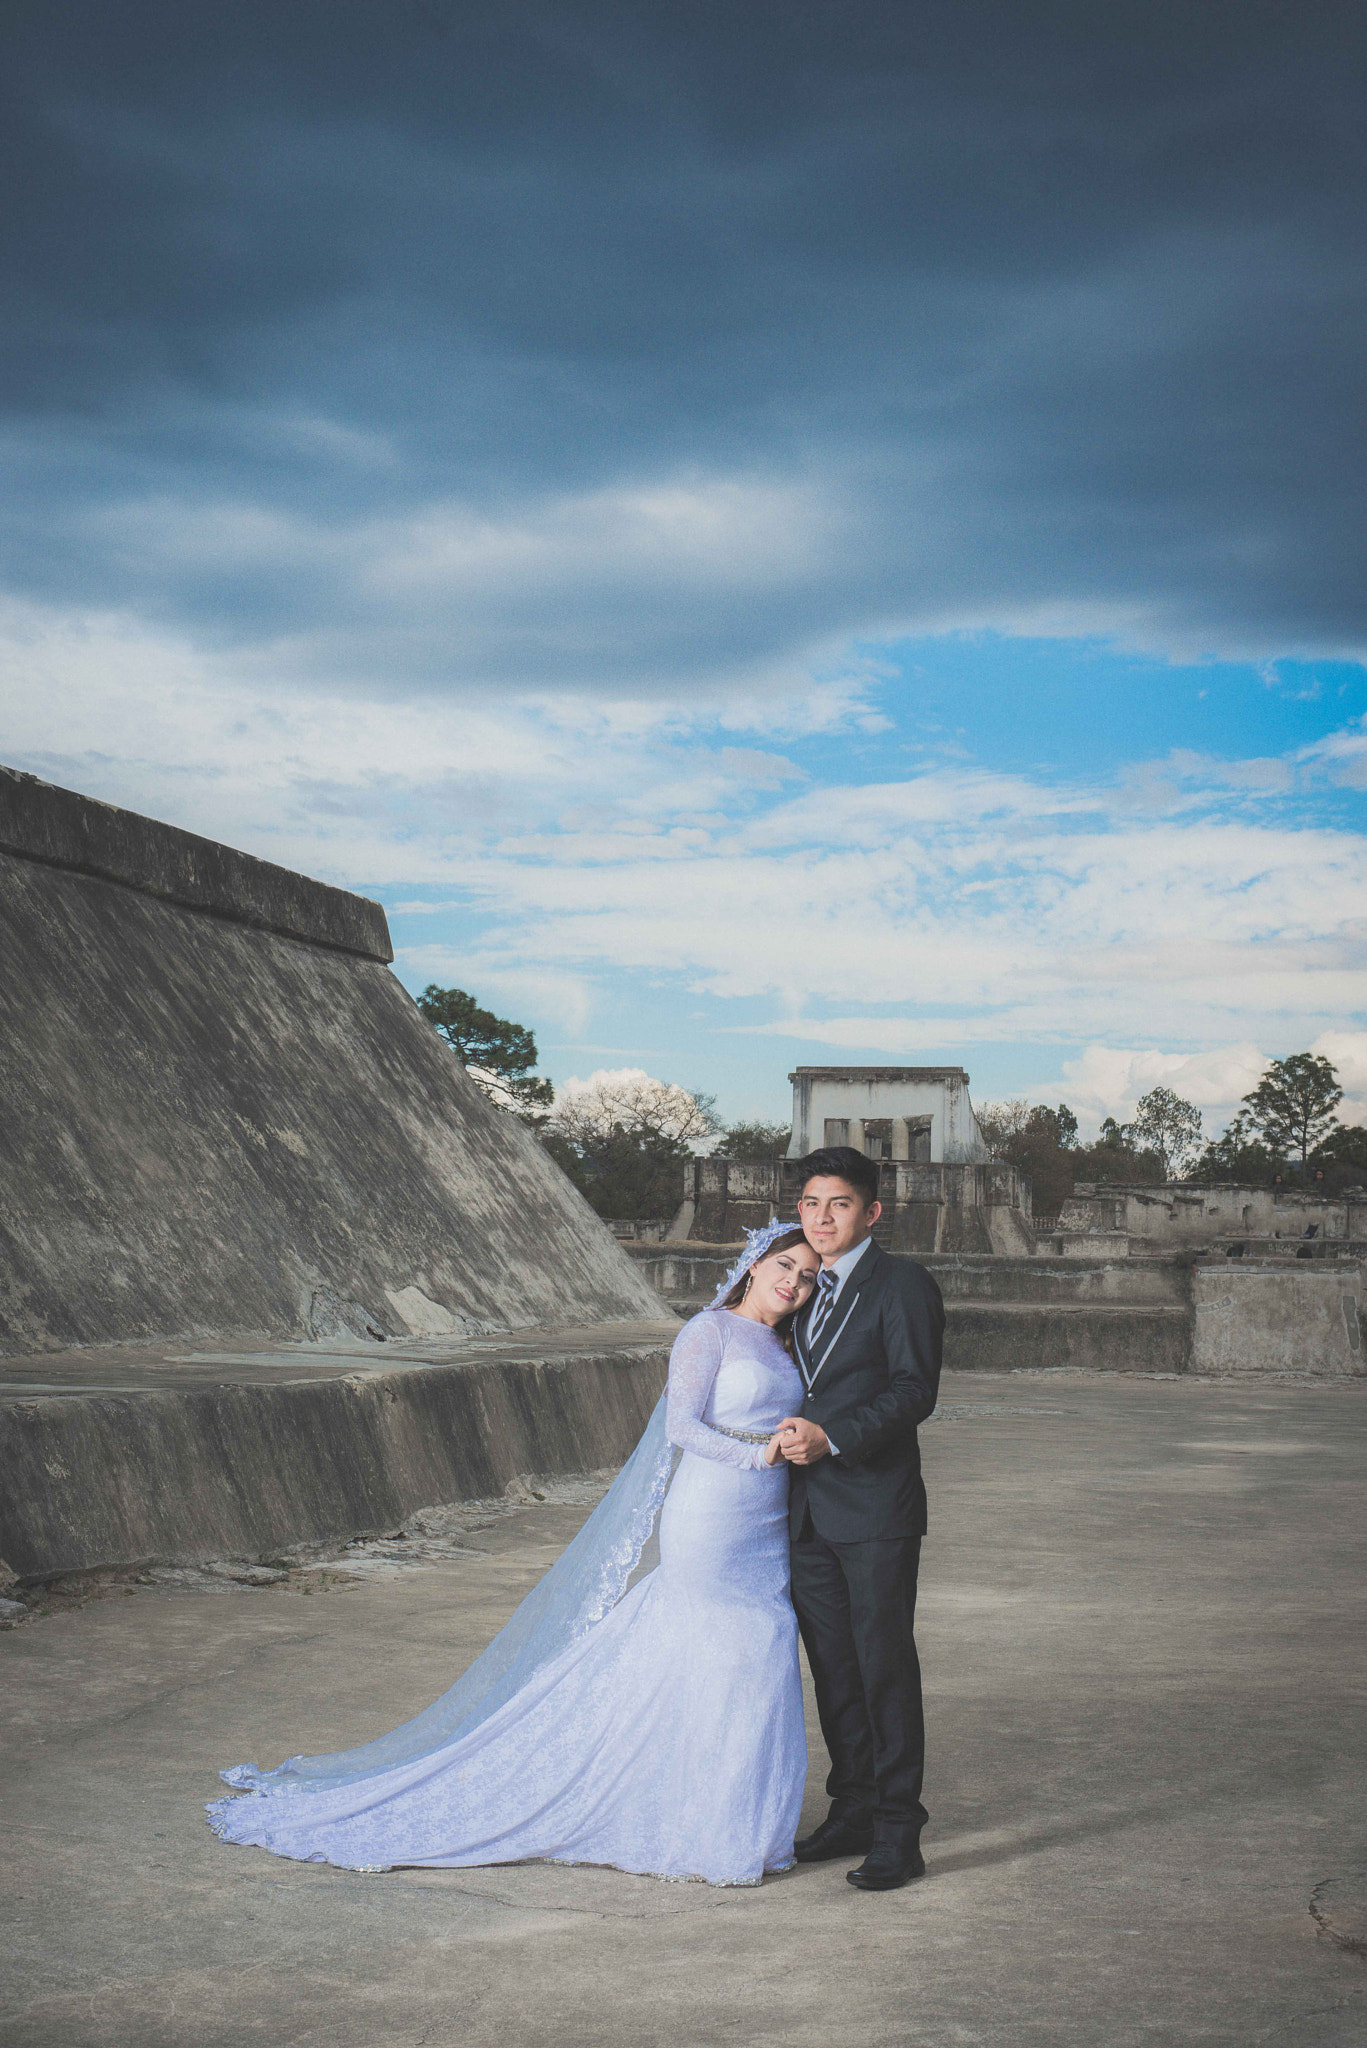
[538, 1130, 594, 1200]
[1241, 1053, 1342, 1168]
[974, 1100, 1023, 1156]
[1312, 1123, 1367, 1168]
[979, 1097, 1180, 1220]
[1307, 1123, 1367, 1193]
[416, 985, 555, 1120]
[1190, 1110, 1282, 1184]
[1128, 1086, 1203, 1177]
[713, 1120, 792, 1160]
[1186, 1056, 1349, 1184]
[1028, 1102, 1078, 1149]
[1072, 1123, 1166, 1185]
[976, 1099, 1080, 1216]
[557, 1127, 695, 1220]
[1066, 1090, 1200, 1184]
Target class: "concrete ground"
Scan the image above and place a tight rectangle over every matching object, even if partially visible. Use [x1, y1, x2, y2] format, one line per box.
[3, 1368, 1365, 2048]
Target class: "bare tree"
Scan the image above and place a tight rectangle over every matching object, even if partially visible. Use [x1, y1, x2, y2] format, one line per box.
[977, 1100, 1077, 1153]
[549, 1070, 719, 1149]
[545, 1070, 721, 1221]
[974, 1099, 1033, 1155]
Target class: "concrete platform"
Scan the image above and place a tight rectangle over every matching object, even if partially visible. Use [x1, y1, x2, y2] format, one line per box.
[0, 1321, 678, 1396]
[632, 1247, 1367, 1380]
[2, 1369, 1364, 2047]
[0, 1322, 677, 1580]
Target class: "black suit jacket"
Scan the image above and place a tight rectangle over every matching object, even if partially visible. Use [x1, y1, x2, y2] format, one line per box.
[788, 1240, 945, 1543]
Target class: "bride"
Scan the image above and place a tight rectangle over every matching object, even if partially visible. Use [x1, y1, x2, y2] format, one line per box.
[208, 1221, 820, 1887]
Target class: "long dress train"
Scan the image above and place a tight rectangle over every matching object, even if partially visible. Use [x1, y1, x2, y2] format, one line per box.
[207, 1310, 807, 1886]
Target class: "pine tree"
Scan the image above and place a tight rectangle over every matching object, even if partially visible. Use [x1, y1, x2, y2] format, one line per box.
[416, 985, 555, 1121]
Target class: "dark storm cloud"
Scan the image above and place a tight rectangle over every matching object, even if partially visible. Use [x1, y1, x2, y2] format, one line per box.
[3, 0, 1367, 683]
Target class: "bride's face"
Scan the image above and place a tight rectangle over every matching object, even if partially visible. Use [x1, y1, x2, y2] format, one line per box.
[746, 1242, 820, 1326]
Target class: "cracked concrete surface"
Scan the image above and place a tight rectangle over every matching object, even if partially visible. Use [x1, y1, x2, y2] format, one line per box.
[3, 1369, 1366, 2047]
[1312, 1871, 1367, 1957]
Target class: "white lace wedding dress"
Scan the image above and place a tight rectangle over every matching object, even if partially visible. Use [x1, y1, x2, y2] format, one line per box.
[208, 1310, 807, 1886]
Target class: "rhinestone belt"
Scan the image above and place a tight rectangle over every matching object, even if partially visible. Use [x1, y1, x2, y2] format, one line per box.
[713, 1423, 774, 1445]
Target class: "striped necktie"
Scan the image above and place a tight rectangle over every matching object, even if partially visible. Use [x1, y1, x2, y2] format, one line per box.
[807, 1267, 839, 1350]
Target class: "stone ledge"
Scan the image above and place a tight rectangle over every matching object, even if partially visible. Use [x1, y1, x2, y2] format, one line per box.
[0, 1323, 674, 1580]
[0, 1320, 681, 1396]
[0, 764, 392, 960]
[943, 1302, 1192, 1375]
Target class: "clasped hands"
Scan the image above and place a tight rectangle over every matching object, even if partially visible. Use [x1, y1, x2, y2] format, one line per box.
[763, 1417, 830, 1467]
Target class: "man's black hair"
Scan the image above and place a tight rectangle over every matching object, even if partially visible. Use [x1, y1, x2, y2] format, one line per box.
[793, 1146, 880, 1207]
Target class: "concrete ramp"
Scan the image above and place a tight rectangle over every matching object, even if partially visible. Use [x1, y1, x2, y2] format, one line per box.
[0, 767, 664, 1355]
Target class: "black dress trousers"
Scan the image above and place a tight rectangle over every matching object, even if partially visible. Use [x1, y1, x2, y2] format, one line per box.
[790, 1515, 926, 1835]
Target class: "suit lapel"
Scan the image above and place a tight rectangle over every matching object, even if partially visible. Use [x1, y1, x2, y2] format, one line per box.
[803, 1287, 862, 1392]
[798, 1240, 884, 1395]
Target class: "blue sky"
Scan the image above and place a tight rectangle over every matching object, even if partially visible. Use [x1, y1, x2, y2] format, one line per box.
[4, 4, 1367, 1137]
[364, 633, 1367, 1130]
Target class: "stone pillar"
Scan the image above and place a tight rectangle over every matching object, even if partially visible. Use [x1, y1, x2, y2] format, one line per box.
[787, 1072, 812, 1157]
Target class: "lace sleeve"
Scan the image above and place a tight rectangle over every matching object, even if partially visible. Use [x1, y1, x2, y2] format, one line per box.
[665, 1314, 767, 1470]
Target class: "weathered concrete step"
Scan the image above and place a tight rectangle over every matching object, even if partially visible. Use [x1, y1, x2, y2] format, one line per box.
[0, 1320, 678, 1395]
[928, 1256, 1190, 1303]
[632, 1250, 1365, 1380]
[631, 1247, 1194, 1306]
[947, 1302, 1188, 1314]
[0, 1321, 677, 1581]
[944, 1303, 1191, 1375]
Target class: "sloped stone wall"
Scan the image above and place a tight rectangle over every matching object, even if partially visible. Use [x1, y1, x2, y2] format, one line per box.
[0, 770, 662, 1354]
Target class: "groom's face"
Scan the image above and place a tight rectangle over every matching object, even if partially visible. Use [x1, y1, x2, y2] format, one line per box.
[797, 1176, 880, 1264]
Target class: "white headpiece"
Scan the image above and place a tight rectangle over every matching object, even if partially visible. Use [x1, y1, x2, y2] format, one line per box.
[708, 1216, 798, 1308]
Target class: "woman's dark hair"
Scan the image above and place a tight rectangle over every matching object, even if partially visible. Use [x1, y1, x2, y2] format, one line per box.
[718, 1225, 817, 1357]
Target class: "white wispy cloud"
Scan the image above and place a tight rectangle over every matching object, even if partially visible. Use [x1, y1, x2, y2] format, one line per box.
[3, 593, 1366, 1134]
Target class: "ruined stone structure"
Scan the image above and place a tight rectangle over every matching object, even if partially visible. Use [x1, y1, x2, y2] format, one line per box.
[665, 1065, 1020, 1249]
[786, 1065, 990, 1163]
[1054, 1181, 1366, 1252]
[629, 1240, 1365, 1379]
[0, 767, 662, 1355]
[672, 1156, 1035, 1256]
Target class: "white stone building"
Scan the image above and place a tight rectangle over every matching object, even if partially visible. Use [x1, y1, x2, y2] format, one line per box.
[786, 1066, 990, 1165]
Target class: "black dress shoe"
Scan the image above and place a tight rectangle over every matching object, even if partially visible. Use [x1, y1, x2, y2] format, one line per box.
[793, 1814, 876, 1863]
[846, 1842, 926, 1890]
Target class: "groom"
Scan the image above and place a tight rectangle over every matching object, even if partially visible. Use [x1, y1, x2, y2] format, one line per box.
[777, 1145, 944, 1890]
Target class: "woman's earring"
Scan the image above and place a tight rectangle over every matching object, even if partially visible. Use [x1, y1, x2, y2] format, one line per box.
[742, 1274, 753, 1298]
